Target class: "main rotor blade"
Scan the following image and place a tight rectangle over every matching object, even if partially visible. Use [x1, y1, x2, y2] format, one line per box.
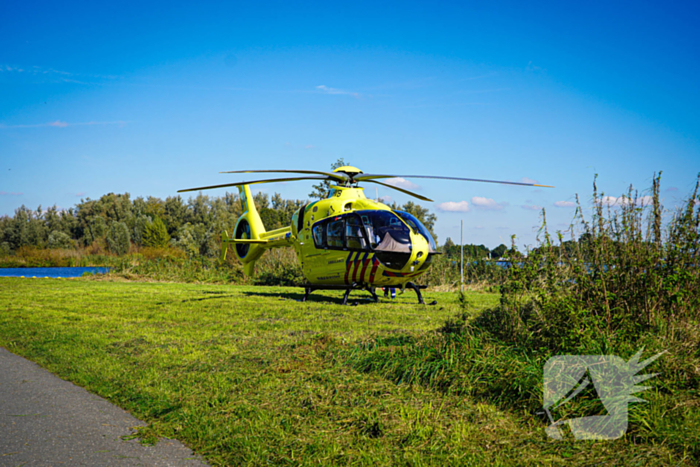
[355, 174, 554, 188]
[178, 176, 329, 193]
[221, 169, 348, 181]
[365, 179, 433, 202]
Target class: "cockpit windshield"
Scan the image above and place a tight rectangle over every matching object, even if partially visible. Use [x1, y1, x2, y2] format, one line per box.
[355, 210, 411, 252]
[395, 211, 437, 252]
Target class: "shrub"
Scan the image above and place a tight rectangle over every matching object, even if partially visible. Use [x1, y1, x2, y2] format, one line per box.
[482, 173, 700, 352]
[106, 221, 131, 256]
[138, 246, 187, 260]
[142, 218, 170, 248]
[253, 248, 305, 286]
[132, 215, 152, 245]
[48, 230, 75, 249]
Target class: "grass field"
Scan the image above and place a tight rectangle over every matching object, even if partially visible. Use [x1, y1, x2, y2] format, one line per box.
[0, 277, 693, 466]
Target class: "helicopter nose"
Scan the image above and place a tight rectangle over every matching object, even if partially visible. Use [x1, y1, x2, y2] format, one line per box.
[407, 234, 430, 272]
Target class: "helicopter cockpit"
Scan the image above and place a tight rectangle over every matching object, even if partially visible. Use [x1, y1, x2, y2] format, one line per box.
[311, 210, 437, 270]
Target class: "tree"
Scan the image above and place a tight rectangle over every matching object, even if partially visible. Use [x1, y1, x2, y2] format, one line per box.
[442, 237, 456, 256]
[309, 158, 348, 199]
[141, 218, 170, 248]
[491, 244, 508, 259]
[163, 195, 188, 236]
[106, 221, 131, 255]
[48, 230, 74, 249]
[260, 208, 281, 230]
[132, 215, 152, 245]
[84, 215, 108, 245]
[173, 223, 200, 257]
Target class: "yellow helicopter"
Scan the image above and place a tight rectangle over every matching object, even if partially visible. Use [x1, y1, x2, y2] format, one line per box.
[179, 166, 552, 304]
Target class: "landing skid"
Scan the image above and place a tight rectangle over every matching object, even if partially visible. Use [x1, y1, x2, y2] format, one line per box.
[301, 282, 428, 305]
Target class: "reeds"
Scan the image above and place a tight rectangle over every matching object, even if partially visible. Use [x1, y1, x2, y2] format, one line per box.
[492, 173, 700, 351]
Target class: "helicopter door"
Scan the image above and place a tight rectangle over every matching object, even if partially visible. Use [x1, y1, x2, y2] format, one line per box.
[308, 215, 371, 285]
[305, 218, 345, 284]
[345, 216, 369, 250]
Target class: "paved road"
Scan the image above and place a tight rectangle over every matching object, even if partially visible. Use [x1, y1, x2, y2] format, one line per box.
[0, 347, 208, 466]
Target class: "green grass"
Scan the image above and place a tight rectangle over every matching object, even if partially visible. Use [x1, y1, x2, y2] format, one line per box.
[0, 278, 691, 466]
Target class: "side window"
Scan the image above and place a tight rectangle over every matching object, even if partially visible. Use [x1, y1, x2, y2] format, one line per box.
[361, 214, 379, 247]
[346, 216, 368, 250]
[327, 219, 344, 248]
[312, 223, 325, 248]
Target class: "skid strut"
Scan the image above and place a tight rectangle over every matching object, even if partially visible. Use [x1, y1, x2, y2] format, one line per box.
[405, 282, 427, 304]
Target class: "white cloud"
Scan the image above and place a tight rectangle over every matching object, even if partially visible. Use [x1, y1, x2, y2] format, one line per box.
[385, 177, 420, 190]
[471, 196, 505, 210]
[1, 64, 118, 81]
[0, 191, 23, 196]
[316, 85, 361, 98]
[304, 144, 315, 149]
[377, 195, 393, 204]
[0, 120, 127, 129]
[436, 201, 470, 212]
[554, 200, 576, 208]
[521, 204, 541, 211]
[521, 177, 539, 185]
[526, 61, 543, 72]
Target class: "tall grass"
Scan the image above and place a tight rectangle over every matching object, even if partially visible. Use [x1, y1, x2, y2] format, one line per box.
[342, 174, 700, 462]
[493, 173, 700, 351]
[421, 255, 507, 291]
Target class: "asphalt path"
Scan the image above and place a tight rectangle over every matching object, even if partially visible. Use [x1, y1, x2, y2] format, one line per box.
[0, 347, 208, 466]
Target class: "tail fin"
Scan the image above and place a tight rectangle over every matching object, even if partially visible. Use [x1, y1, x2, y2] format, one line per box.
[230, 185, 267, 276]
[221, 185, 294, 277]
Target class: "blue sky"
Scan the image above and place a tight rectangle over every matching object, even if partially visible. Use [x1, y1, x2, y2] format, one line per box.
[1, 0, 698, 248]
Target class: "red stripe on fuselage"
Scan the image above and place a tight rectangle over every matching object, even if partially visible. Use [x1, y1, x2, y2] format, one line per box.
[359, 254, 372, 283]
[344, 252, 355, 285]
[351, 252, 366, 283]
[368, 257, 379, 283]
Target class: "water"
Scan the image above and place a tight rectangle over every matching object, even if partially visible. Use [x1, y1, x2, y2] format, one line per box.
[0, 267, 110, 278]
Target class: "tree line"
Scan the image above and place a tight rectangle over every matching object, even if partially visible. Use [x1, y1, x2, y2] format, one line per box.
[0, 190, 511, 261]
[0, 191, 301, 258]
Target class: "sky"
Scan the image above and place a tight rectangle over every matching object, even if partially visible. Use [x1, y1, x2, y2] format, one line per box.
[1, 0, 699, 249]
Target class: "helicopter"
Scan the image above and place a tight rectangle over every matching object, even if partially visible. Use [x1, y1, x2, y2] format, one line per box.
[179, 166, 552, 304]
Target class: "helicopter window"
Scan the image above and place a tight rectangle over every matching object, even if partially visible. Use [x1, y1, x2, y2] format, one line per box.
[312, 223, 324, 247]
[355, 210, 411, 251]
[327, 219, 344, 248]
[395, 211, 437, 252]
[345, 216, 368, 250]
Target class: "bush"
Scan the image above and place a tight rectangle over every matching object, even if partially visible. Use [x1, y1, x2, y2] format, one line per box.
[132, 215, 152, 245]
[0, 246, 76, 267]
[48, 230, 75, 249]
[142, 218, 170, 248]
[253, 248, 305, 286]
[138, 246, 186, 260]
[106, 221, 131, 256]
[482, 173, 700, 352]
